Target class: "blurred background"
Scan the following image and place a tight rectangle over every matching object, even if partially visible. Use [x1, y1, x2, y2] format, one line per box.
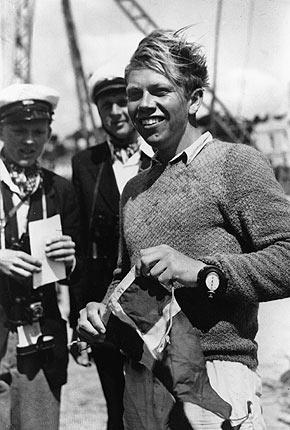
[1, 0, 290, 190]
[1, 1, 290, 427]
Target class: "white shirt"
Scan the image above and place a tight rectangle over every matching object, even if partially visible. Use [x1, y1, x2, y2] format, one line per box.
[0, 158, 30, 238]
[170, 131, 213, 165]
[108, 138, 154, 194]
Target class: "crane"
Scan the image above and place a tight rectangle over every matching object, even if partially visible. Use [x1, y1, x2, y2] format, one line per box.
[61, 0, 98, 145]
[0, 0, 34, 85]
[114, 0, 158, 35]
[13, 0, 35, 83]
[113, 0, 252, 144]
[0, 0, 98, 146]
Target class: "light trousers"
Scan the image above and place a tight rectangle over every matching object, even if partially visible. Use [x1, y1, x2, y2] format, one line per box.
[123, 360, 266, 430]
[0, 332, 61, 430]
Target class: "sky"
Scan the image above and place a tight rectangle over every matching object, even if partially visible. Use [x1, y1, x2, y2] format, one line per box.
[1, 0, 290, 138]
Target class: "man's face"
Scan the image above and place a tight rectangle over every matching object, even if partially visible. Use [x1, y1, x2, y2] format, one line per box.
[126, 68, 190, 155]
[96, 89, 135, 143]
[0, 119, 51, 167]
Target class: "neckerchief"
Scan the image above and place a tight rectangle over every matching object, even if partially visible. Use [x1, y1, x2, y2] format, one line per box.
[1, 153, 43, 198]
[112, 141, 140, 164]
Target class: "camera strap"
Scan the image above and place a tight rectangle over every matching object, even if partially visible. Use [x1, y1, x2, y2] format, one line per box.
[0, 182, 47, 249]
[88, 161, 105, 258]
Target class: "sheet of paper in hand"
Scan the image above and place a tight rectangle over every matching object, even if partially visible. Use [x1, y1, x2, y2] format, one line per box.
[28, 214, 66, 288]
[105, 266, 232, 420]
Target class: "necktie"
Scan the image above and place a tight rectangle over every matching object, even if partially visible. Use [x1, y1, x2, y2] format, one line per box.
[113, 141, 140, 163]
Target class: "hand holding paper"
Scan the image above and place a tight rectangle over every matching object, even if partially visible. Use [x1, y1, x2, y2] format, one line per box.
[45, 234, 76, 268]
[29, 214, 73, 288]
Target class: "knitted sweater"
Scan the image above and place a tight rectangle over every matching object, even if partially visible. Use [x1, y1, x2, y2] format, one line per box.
[115, 139, 290, 370]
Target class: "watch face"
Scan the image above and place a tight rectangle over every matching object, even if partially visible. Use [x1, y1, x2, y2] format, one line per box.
[205, 271, 220, 292]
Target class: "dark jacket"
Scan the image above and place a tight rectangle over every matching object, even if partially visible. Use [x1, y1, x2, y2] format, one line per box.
[0, 168, 81, 388]
[72, 141, 151, 305]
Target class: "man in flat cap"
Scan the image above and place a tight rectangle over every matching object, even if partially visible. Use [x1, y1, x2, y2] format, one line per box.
[0, 83, 80, 429]
[71, 74, 153, 430]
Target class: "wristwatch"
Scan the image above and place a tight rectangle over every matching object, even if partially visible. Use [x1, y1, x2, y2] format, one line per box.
[197, 265, 226, 299]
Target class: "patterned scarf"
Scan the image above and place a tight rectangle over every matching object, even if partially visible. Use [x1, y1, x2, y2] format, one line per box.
[1, 154, 43, 198]
[112, 141, 140, 163]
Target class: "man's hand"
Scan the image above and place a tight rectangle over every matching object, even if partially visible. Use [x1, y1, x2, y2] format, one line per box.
[0, 249, 42, 281]
[45, 235, 76, 269]
[136, 244, 206, 288]
[77, 302, 107, 344]
[69, 329, 92, 367]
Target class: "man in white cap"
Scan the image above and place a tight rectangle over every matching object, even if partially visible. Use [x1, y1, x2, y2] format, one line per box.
[71, 74, 153, 430]
[0, 83, 80, 429]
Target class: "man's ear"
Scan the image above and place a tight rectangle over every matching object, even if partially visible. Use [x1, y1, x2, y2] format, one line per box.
[188, 88, 203, 115]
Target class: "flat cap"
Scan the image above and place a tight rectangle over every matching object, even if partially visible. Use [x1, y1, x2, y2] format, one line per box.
[88, 73, 125, 104]
[0, 83, 60, 123]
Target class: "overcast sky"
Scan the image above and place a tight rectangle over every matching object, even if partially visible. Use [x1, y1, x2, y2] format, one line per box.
[1, 0, 290, 137]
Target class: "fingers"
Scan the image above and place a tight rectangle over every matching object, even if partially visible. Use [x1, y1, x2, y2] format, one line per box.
[45, 235, 75, 260]
[85, 302, 106, 333]
[157, 268, 175, 288]
[77, 303, 107, 343]
[18, 251, 42, 268]
[136, 246, 164, 277]
[45, 235, 75, 249]
[11, 251, 42, 278]
[11, 266, 35, 279]
[136, 244, 170, 278]
[148, 259, 167, 278]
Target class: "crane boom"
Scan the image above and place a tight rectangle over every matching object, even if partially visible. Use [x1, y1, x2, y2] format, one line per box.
[114, 0, 251, 144]
[61, 0, 98, 143]
[114, 0, 158, 35]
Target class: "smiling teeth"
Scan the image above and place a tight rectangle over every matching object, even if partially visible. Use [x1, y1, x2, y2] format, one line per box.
[141, 118, 161, 126]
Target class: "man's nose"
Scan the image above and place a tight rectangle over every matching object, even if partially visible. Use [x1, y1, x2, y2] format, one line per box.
[111, 103, 122, 116]
[23, 132, 34, 144]
[138, 92, 155, 111]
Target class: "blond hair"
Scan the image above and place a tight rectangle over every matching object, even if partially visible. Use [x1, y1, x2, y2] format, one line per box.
[125, 29, 209, 99]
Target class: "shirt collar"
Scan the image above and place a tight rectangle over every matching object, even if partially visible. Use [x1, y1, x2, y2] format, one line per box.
[0, 158, 21, 194]
[107, 136, 155, 166]
[170, 131, 213, 165]
[139, 139, 155, 159]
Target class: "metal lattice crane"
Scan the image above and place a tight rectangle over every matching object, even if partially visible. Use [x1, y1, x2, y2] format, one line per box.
[114, 0, 158, 35]
[0, 0, 34, 86]
[61, 0, 98, 144]
[113, 0, 252, 144]
[13, 0, 35, 83]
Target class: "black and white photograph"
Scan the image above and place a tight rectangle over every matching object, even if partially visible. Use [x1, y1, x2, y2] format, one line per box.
[0, 1, 290, 429]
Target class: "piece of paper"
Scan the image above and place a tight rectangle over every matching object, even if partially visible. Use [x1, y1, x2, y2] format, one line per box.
[28, 214, 66, 288]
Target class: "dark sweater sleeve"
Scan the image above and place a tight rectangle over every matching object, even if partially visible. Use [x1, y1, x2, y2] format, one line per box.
[201, 145, 290, 303]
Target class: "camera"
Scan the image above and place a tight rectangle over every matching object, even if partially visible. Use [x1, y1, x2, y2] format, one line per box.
[9, 292, 44, 327]
[8, 233, 55, 358]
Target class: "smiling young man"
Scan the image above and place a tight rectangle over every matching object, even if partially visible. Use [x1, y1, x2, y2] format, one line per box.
[78, 30, 290, 429]
[0, 83, 80, 430]
[72, 74, 152, 430]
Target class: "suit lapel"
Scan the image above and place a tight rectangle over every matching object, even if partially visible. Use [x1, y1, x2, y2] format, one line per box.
[98, 161, 119, 214]
[90, 144, 119, 215]
[139, 152, 152, 172]
[1, 184, 19, 245]
[28, 172, 57, 222]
